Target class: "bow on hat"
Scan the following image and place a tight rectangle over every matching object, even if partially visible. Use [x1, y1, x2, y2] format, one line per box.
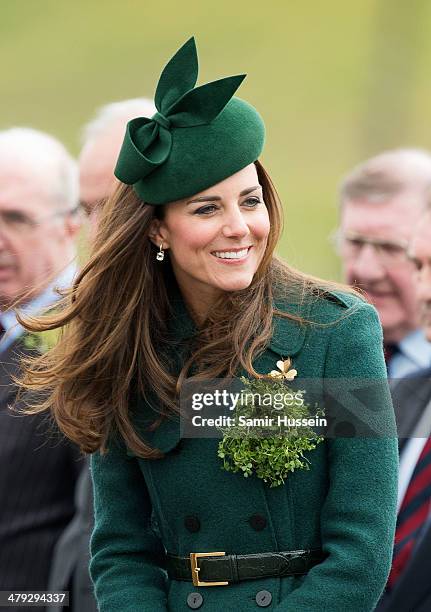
[114, 37, 246, 185]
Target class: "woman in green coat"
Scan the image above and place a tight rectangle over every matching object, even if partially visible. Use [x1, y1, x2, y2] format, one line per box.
[21, 37, 398, 611]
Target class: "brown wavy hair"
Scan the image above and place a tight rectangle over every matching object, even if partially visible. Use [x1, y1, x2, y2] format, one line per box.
[18, 161, 359, 458]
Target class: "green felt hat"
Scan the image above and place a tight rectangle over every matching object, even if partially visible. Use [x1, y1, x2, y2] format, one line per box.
[114, 37, 265, 205]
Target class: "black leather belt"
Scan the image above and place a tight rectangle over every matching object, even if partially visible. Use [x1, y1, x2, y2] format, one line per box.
[166, 549, 325, 587]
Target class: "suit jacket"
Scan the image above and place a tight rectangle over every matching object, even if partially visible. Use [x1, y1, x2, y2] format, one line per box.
[47, 459, 97, 612]
[0, 337, 82, 611]
[376, 367, 431, 612]
[90, 290, 399, 612]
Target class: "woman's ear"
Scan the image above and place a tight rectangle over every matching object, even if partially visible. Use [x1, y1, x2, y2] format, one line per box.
[148, 218, 169, 248]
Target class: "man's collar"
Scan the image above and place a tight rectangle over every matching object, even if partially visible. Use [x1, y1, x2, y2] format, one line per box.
[398, 328, 431, 369]
[0, 262, 77, 351]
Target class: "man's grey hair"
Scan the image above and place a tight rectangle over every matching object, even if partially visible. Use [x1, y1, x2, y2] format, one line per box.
[81, 98, 156, 147]
[0, 127, 78, 211]
[339, 148, 431, 207]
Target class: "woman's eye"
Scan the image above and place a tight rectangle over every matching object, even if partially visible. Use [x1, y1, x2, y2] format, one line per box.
[194, 204, 218, 215]
[243, 197, 261, 207]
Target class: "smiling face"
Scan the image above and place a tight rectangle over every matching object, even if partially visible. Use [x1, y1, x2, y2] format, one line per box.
[409, 210, 431, 341]
[150, 163, 270, 319]
[340, 192, 424, 343]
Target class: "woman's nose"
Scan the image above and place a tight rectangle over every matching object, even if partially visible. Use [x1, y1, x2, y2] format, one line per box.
[221, 208, 250, 238]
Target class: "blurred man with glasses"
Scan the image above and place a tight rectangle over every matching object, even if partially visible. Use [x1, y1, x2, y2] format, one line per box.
[0, 127, 82, 601]
[337, 149, 431, 377]
[47, 98, 155, 612]
[79, 98, 156, 240]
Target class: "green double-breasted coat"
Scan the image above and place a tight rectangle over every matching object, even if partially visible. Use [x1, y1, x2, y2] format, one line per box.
[90, 289, 398, 611]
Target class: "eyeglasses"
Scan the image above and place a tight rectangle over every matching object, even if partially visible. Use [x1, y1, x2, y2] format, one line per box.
[0, 206, 80, 235]
[331, 230, 409, 265]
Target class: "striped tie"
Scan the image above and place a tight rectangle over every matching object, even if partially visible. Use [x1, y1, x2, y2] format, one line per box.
[388, 436, 431, 588]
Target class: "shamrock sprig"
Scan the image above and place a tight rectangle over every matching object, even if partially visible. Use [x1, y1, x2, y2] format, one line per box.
[217, 359, 324, 487]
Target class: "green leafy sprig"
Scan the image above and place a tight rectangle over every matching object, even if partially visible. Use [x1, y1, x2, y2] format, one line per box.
[217, 359, 324, 487]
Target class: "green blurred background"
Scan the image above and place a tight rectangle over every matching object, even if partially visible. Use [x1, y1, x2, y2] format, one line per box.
[2, 0, 431, 279]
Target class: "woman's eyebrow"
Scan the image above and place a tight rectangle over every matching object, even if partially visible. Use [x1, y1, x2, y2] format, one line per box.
[240, 185, 262, 196]
[187, 185, 262, 205]
[187, 195, 221, 204]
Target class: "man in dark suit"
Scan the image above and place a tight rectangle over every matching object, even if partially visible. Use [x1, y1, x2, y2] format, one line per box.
[376, 202, 431, 611]
[0, 127, 82, 610]
[47, 98, 155, 612]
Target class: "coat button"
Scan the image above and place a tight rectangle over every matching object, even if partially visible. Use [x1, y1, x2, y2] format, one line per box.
[187, 592, 203, 609]
[248, 514, 267, 531]
[184, 515, 201, 533]
[256, 590, 272, 607]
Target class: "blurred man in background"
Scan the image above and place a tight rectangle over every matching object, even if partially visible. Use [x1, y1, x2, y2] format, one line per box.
[47, 98, 155, 612]
[337, 149, 431, 377]
[0, 128, 82, 605]
[376, 199, 431, 611]
[79, 98, 156, 237]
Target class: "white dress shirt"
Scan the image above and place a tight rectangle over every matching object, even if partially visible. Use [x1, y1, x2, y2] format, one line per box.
[388, 328, 431, 379]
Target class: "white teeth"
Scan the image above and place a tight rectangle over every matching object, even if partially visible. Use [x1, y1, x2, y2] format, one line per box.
[213, 248, 249, 259]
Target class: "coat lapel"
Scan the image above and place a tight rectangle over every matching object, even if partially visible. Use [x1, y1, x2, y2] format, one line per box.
[0, 340, 26, 405]
[391, 368, 431, 451]
[127, 392, 182, 456]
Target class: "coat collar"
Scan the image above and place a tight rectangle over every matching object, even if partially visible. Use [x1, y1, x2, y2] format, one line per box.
[168, 274, 309, 356]
[267, 287, 312, 357]
[269, 309, 307, 357]
[168, 288, 196, 342]
[129, 289, 308, 456]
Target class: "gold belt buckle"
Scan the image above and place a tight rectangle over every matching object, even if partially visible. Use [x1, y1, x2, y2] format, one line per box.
[189, 551, 229, 586]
